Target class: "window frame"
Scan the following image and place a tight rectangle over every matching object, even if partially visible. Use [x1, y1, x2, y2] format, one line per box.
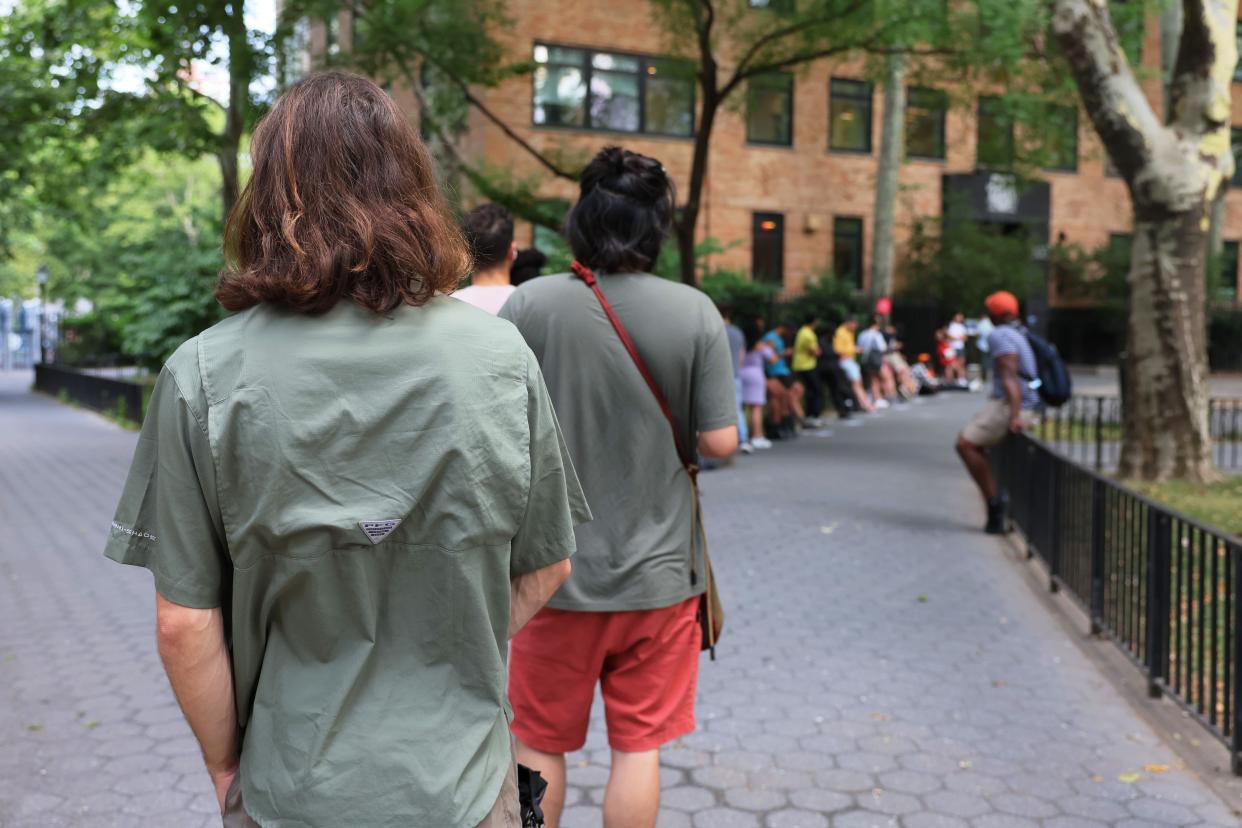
[1235, 23, 1242, 82]
[1042, 104, 1079, 172]
[976, 95, 1015, 169]
[752, 212, 786, 284]
[833, 216, 865, 290]
[1221, 240, 1240, 301]
[746, 72, 796, 147]
[905, 86, 947, 160]
[828, 78, 874, 154]
[1232, 126, 1242, 186]
[530, 41, 696, 139]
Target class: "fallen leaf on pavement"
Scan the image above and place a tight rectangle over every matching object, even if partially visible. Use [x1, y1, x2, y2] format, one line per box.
[1117, 772, 1141, 783]
[871, 713, 889, 721]
[958, 760, 972, 770]
[1090, 775, 1104, 783]
[1143, 764, 1169, 773]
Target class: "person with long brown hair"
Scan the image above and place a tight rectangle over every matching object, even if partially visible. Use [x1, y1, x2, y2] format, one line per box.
[103, 71, 589, 827]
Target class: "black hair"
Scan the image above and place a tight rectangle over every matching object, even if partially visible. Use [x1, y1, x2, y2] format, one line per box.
[741, 318, 764, 350]
[565, 146, 675, 274]
[461, 202, 514, 271]
[802, 313, 819, 327]
[510, 247, 546, 286]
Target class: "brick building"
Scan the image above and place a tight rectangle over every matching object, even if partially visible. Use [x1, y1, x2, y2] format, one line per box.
[312, 1, 1242, 308]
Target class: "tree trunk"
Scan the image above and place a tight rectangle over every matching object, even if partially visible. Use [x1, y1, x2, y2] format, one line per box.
[1160, 1, 1183, 120]
[676, 96, 719, 286]
[1119, 206, 1216, 480]
[1054, 0, 1231, 483]
[870, 53, 906, 299]
[218, 2, 250, 228]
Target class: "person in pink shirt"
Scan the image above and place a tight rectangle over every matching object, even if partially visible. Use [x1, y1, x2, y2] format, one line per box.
[455, 203, 517, 315]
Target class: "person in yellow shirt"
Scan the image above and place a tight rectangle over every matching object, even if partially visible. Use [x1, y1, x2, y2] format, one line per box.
[792, 316, 825, 428]
[833, 318, 875, 414]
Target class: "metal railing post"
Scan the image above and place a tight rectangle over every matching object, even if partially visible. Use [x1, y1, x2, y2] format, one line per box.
[1146, 510, 1171, 699]
[1048, 453, 1061, 592]
[1094, 396, 1104, 471]
[1232, 542, 1242, 775]
[1090, 477, 1106, 635]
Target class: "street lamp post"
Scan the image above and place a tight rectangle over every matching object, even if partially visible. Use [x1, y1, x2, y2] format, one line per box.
[36, 264, 48, 365]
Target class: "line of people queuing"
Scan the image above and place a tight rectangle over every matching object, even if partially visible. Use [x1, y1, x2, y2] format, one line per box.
[721, 312, 924, 451]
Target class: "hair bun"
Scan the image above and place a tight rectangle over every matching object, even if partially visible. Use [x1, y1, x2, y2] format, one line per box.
[581, 146, 669, 206]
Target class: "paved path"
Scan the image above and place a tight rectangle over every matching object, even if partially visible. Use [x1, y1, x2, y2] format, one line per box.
[1, 371, 1239, 827]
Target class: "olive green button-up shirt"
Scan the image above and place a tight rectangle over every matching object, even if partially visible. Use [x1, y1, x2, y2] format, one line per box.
[105, 297, 590, 827]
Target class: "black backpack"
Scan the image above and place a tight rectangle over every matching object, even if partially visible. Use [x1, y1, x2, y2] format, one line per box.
[1021, 329, 1072, 407]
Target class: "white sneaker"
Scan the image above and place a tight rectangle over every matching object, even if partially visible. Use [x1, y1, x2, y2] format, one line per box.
[751, 436, 773, 449]
[874, 399, 890, 410]
[739, 441, 754, 454]
[804, 417, 825, 429]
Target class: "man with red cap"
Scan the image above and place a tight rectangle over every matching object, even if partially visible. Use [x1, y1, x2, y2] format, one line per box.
[955, 291, 1040, 533]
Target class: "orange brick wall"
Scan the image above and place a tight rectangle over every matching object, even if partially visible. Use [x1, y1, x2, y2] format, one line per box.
[370, 1, 1242, 301]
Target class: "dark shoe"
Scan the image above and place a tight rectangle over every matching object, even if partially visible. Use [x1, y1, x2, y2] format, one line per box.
[985, 497, 1008, 534]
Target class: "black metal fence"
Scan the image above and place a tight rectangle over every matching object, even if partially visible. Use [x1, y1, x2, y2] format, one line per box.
[34, 364, 147, 422]
[995, 434, 1242, 772]
[1037, 396, 1242, 472]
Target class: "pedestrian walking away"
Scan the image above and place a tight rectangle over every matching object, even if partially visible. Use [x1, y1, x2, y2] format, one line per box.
[102, 72, 590, 828]
[500, 146, 739, 828]
[954, 290, 1040, 534]
[456, 202, 519, 314]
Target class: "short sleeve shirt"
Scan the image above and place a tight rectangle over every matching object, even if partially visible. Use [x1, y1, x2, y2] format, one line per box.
[725, 322, 745, 376]
[762, 332, 791, 377]
[792, 326, 819, 373]
[104, 297, 590, 828]
[988, 322, 1041, 409]
[500, 272, 736, 611]
[833, 325, 858, 360]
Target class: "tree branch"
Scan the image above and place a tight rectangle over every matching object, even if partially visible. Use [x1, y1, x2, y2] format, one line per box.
[1051, 0, 1162, 183]
[1169, 0, 1236, 136]
[729, 0, 869, 82]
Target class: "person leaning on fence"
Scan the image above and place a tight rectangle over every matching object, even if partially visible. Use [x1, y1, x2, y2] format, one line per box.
[955, 290, 1041, 535]
[500, 146, 739, 828]
[102, 72, 590, 828]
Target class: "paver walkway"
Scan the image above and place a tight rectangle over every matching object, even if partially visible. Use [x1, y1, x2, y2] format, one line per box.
[1, 370, 1238, 827]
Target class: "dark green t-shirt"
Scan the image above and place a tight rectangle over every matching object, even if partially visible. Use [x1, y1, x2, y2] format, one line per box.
[499, 272, 736, 611]
[104, 297, 590, 827]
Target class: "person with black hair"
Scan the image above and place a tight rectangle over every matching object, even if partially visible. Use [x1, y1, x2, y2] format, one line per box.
[792, 314, 825, 428]
[500, 146, 738, 828]
[510, 247, 547, 286]
[456, 202, 517, 314]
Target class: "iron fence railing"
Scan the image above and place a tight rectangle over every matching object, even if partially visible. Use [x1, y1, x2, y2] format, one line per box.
[34, 364, 147, 422]
[1037, 396, 1242, 472]
[995, 434, 1242, 773]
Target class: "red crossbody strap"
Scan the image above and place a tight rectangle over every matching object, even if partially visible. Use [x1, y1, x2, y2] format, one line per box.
[571, 261, 697, 482]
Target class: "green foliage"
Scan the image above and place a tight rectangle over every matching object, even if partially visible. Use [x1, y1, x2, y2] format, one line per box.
[699, 271, 778, 321]
[785, 273, 869, 327]
[56, 312, 126, 367]
[902, 209, 1043, 314]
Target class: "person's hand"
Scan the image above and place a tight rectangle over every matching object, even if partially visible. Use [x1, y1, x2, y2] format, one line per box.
[211, 764, 239, 812]
[1009, 414, 1025, 434]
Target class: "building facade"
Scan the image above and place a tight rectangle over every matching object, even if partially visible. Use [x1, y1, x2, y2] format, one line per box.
[319, 1, 1242, 305]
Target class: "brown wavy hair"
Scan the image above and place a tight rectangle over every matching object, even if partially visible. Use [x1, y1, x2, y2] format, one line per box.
[217, 71, 468, 314]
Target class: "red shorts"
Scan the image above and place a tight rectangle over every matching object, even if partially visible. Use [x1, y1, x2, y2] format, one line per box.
[508, 597, 701, 753]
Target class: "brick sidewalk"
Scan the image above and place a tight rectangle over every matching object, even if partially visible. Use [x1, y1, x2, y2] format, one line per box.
[1, 371, 1238, 827]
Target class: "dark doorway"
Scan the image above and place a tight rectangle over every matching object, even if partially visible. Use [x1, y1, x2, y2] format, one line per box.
[752, 212, 785, 284]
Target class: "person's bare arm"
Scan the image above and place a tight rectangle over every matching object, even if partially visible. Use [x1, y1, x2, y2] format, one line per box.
[510, 558, 572, 638]
[698, 425, 739, 459]
[155, 593, 238, 810]
[995, 353, 1025, 432]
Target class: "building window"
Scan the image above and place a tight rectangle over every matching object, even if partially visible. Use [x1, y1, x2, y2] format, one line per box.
[752, 213, 785, 284]
[905, 86, 946, 159]
[746, 73, 794, 146]
[828, 79, 873, 153]
[833, 217, 864, 289]
[1042, 105, 1078, 171]
[1221, 240, 1239, 301]
[532, 44, 693, 137]
[1232, 127, 1242, 186]
[977, 96, 1015, 168]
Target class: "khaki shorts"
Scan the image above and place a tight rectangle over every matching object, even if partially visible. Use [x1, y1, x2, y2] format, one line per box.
[222, 755, 521, 827]
[961, 398, 1038, 448]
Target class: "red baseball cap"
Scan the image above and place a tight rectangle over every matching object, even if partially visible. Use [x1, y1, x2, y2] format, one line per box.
[984, 291, 1020, 319]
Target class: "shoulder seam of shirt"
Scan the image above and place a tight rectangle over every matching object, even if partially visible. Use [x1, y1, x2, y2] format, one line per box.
[164, 359, 209, 436]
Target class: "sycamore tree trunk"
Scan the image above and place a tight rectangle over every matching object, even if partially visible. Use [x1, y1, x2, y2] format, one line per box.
[871, 53, 906, 300]
[1053, 0, 1234, 483]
